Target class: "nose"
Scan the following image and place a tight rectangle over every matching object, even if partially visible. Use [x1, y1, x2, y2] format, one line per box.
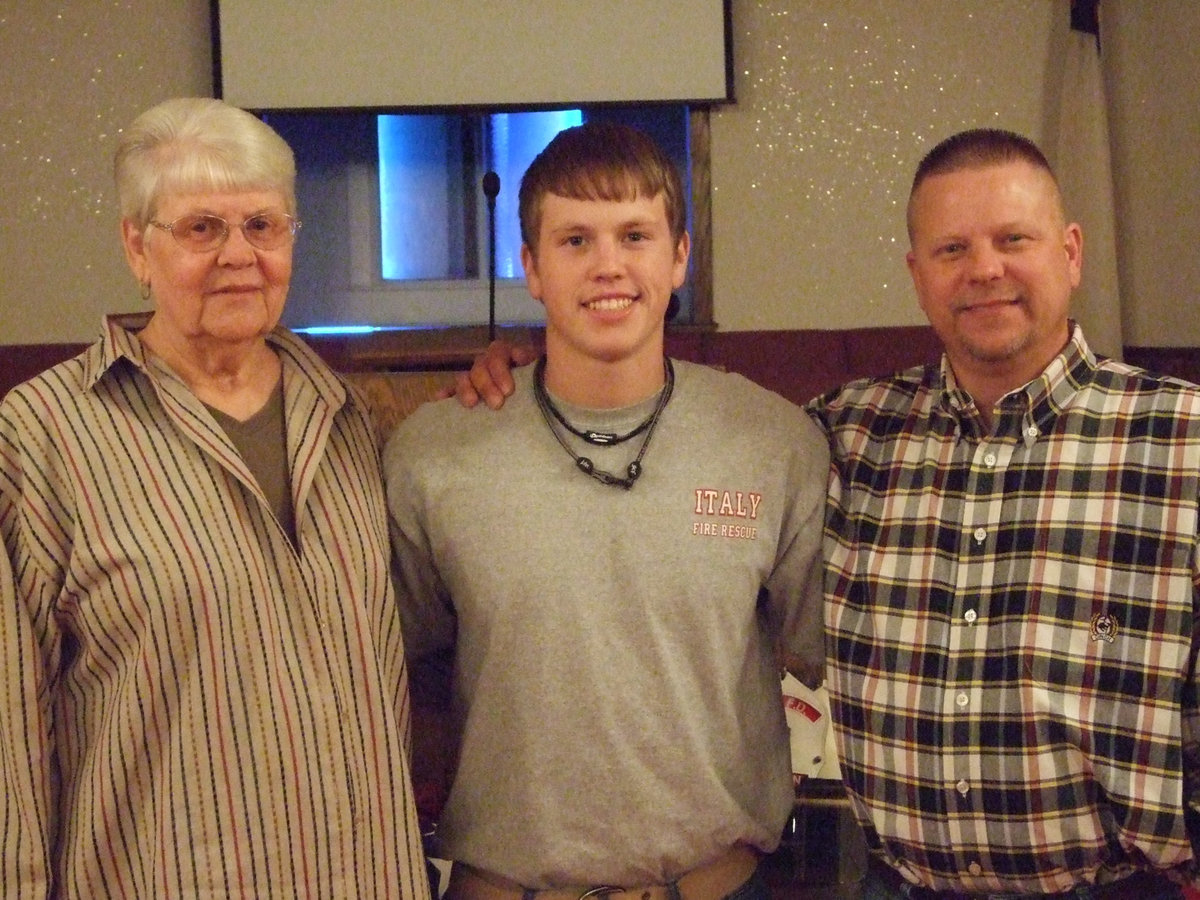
[966, 244, 1004, 281]
[590, 237, 624, 278]
[216, 223, 258, 265]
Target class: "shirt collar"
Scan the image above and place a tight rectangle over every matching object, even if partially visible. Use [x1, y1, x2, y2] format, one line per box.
[936, 321, 1096, 444]
[83, 312, 153, 387]
[83, 312, 351, 414]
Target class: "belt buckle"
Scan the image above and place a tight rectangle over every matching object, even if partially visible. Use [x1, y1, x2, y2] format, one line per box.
[577, 887, 625, 900]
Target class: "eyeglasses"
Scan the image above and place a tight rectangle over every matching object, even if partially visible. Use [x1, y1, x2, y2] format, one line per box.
[149, 213, 301, 252]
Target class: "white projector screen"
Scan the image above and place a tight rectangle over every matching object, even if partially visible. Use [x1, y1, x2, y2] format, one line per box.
[214, 1, 733, 110]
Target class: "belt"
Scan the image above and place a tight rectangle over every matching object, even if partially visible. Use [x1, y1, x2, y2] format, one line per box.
[445, 845, 760, 900]
[866, 854, 1179, 900]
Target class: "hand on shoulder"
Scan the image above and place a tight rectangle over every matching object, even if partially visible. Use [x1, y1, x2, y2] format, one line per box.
[438, 339, 539, 409]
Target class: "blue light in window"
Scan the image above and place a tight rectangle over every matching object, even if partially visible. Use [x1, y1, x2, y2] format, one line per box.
[294, 324, 381, 335]
[379, 115, 458, 281]
[489, 110, 583, 278]
[378, 110, 581, 282]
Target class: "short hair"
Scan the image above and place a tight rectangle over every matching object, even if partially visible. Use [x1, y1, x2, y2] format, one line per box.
[518, 121, 687, 254]
[114, 97, 296, 228]
[906, 128, 1059, 237]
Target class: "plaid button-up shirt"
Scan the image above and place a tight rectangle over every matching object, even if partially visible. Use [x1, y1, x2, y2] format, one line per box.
[808, 325, 1200, 894]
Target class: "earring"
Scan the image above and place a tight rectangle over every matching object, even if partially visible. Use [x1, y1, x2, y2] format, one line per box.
[140, 280, 151, 301]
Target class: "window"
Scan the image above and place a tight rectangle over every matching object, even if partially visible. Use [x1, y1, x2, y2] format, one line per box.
[266, 105, 702, 334]
[379, 109, 583, 282]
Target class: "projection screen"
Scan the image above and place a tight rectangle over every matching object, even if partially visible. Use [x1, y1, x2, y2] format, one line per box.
[214, 1, 734, 110]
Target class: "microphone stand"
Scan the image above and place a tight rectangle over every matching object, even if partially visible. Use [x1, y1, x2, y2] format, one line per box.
[482, 171, 500, 342]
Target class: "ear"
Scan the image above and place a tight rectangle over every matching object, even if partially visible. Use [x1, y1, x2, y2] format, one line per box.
[905, 249, 929, 316]
[520, 243, 543, 303]
[671, 232, 691, 290]
[1063, 222, 1083, 289]
[121, 218, 150, 285]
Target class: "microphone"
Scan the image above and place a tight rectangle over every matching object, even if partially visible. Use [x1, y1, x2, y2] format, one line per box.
[482, 171, 500, 203]
[483, 172, 500, 342]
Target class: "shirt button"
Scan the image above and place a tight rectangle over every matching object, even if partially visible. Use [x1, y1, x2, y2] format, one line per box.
[956, 779, 970, 795]
[964, 609, 978, 624]
[983, 452, 997, 467]
[968, 861, 983, 876]
[973, 527, 987, 543]
[1025, 426, 1039, 439]
[956, 692, 969, 708]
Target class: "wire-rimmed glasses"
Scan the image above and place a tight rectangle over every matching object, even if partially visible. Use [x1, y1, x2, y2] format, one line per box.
[149, 213, 301, 253]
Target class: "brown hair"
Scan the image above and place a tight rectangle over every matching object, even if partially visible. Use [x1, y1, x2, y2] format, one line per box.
[518, 121, 687, 254]
[906, 128, 1059, 238]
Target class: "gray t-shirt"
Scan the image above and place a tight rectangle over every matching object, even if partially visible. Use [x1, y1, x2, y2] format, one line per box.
[385, 360, 828, 888]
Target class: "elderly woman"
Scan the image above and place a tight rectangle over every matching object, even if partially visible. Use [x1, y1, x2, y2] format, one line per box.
[0, 98, 428, 898]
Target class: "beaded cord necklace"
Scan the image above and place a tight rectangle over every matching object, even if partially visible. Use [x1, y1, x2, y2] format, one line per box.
[532, 356, 675, 491]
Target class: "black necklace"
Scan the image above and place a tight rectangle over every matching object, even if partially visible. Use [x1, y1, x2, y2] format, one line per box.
[543, 385, 657, 445]
[532, 357, 674, 490]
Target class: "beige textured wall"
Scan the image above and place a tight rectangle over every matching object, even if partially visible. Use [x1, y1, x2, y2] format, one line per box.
[0, 1, 211, 344]
[1101, 3, 1200, 347]
[711, 0, 1055, 331]
[0, 1, 1197, 347]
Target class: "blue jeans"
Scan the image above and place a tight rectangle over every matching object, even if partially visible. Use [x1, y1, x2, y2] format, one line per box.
[861, 863, 1183, 900]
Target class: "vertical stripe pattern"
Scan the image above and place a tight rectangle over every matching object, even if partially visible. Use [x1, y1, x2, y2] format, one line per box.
[0, 315, 428, 899]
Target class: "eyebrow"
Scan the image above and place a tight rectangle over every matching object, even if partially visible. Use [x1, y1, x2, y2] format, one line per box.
[550, 216, 662, 233]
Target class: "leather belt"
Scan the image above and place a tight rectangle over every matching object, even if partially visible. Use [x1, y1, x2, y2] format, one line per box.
[866, 853, 1179, 900]
[446, 845, 760, 900]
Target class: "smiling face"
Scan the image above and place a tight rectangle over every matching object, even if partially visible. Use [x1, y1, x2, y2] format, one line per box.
[522, 190, 689, 393]
[122, 187, 294, 355]
[906, 160, 1082, 399]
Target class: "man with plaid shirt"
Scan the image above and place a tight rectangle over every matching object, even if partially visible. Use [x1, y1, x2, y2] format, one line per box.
[808, 128, 1197, 899]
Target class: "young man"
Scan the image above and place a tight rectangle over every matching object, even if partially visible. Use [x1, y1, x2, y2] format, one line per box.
[383, 122, 829, 900]
[458, 129, 1200, 898]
